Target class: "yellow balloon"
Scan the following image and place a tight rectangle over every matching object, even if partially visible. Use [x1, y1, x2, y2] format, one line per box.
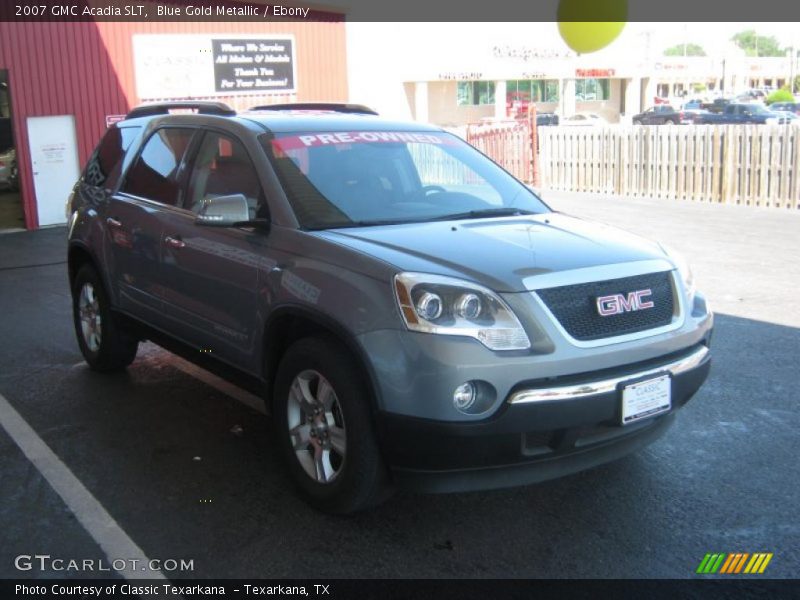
[558, 21, 626, 54]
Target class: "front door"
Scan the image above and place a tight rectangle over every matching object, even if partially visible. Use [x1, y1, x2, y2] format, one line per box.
[26, 115, 80, 226]
[157, 130, 271, 371]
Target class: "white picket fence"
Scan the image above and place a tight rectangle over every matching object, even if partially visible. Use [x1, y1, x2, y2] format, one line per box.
[537, 125, 800, 210]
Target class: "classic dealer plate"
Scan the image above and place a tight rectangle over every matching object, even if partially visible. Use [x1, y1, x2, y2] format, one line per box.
[621, 374, 671, 425]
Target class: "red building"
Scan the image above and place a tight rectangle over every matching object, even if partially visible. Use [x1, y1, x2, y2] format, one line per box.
[0, 3, 347, 229]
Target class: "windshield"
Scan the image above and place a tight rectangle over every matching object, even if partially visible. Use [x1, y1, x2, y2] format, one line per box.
[261, 130, 549, 229]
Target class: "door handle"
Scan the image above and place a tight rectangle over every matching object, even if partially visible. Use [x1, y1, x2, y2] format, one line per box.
[164, 235, 186, 249]
[106, 217, 122, 228]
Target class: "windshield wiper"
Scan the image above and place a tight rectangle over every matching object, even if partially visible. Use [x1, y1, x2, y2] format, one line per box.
[312, 208, 537, 230]
[321, 218, 414, 229]
[422, 207, 537, 222]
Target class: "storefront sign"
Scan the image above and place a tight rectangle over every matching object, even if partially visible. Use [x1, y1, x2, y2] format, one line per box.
[133, 34, 297, 99]
[575, 68, 616, 78]
[439, 72, 483, 81]
[212, 39, 295, 93]
[493, 45, 574, 61]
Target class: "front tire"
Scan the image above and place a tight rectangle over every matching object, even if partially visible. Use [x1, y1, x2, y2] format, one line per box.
[72, 264, 138, 372]
[272, 336, 390, 514]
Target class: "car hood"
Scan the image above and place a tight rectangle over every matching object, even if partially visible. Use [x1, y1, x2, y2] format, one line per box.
[315, 213, 671, 292]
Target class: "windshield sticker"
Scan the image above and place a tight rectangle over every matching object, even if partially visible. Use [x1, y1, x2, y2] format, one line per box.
[273, 131, 456, 151]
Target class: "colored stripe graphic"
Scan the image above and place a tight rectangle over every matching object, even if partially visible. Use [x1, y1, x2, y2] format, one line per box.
[734, 553, 749, 573]
[719, 554, 736, 574]
[697, 553, 728, 574]
[744, 553, 774, 574]
[720, 553, 749, 574]
[699, 552, 774, 575]
[696, 554, 713, 574]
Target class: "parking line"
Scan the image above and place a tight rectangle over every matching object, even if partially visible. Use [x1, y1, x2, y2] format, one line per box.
[0, 391, 167, 581]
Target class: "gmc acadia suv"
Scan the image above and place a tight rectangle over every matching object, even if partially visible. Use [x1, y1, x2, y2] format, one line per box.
[66, 102, 713, 513]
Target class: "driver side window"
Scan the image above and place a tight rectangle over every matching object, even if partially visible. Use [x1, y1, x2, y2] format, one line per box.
[186, 132, 266, 219]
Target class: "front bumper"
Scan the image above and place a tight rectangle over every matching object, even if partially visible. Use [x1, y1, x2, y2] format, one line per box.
[378, 343, 711, 493]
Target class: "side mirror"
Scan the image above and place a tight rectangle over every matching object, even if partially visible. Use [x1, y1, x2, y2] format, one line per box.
[195, 194, 250, 227]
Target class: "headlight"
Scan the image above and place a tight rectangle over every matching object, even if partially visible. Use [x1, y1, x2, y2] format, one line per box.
[660, 244, 695, 301]
[394, 272, 531, 351]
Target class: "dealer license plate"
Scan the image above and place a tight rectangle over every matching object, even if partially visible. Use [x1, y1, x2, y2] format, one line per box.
[621, 374, 671, 425]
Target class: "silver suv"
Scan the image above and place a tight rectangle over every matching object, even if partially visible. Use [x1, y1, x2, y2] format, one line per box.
[67, 102, 713, 513]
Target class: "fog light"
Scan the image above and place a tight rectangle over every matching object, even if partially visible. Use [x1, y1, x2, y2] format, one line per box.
[453, 382, 477, 412]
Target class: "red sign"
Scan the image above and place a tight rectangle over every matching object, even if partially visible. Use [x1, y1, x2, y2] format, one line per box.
[105, 114, 126, 128]
[575, 69, 615, 78]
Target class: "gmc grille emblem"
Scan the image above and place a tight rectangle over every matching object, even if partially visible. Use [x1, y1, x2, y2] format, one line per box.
[596, 289, 654, 317]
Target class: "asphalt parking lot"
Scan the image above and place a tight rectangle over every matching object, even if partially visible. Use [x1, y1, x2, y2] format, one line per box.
[1, 191, 798, 580]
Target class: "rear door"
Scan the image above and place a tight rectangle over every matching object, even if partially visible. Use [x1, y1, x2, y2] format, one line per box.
[110, 127, 198, 326]
[155, 129, 271, 371]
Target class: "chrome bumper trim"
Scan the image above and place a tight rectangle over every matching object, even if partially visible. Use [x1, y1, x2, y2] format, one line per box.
[508, 345, 710, 404]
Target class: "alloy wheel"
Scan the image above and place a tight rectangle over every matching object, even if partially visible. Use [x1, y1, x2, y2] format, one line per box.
[78, 282, 102, 352]
[287, 369, 347, 484]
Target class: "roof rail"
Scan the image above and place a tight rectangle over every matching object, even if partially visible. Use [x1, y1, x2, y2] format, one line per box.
[125, 101, 236, 119]
[250, 102, 379, 116]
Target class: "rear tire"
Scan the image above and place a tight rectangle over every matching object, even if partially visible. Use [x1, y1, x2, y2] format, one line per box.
[272, 336, 391, 514]
[72, 264, 138, 372]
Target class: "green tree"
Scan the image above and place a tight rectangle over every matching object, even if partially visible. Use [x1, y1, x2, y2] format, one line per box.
[664, 43, 706, 57]
[765, 87, 794, 105]
[731, 30, 785, 57]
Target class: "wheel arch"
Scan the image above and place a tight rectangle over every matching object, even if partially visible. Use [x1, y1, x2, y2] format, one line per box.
[262, 305, 384, 415]
[68, 242, 120, 308]
[67, 242, 95, 286]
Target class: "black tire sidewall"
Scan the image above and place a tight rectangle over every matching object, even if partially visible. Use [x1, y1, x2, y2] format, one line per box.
[72, 264, 137, 371]
[271, 337, 386, 513]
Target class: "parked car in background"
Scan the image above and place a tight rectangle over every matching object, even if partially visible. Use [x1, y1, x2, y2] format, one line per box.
[739, 89, 767, 101]
[693, 103, 792, 125]
[561, 112, 608, 127]
[0, 148, 18, 192]
[700, 98, 733, 114]
[632, 106, 683, 125]
[679, 102, 712, 124]
[769, 102, 800, 116]
[536, 112, 559, 126]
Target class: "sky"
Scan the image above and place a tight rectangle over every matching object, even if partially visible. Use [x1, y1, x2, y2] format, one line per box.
[347, 22, 800, 63]
[633, 22, 800, 56]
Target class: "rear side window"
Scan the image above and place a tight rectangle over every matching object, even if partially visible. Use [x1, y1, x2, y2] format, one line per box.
[122, 128, 196, 206]
[83, 126, 140, 188]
